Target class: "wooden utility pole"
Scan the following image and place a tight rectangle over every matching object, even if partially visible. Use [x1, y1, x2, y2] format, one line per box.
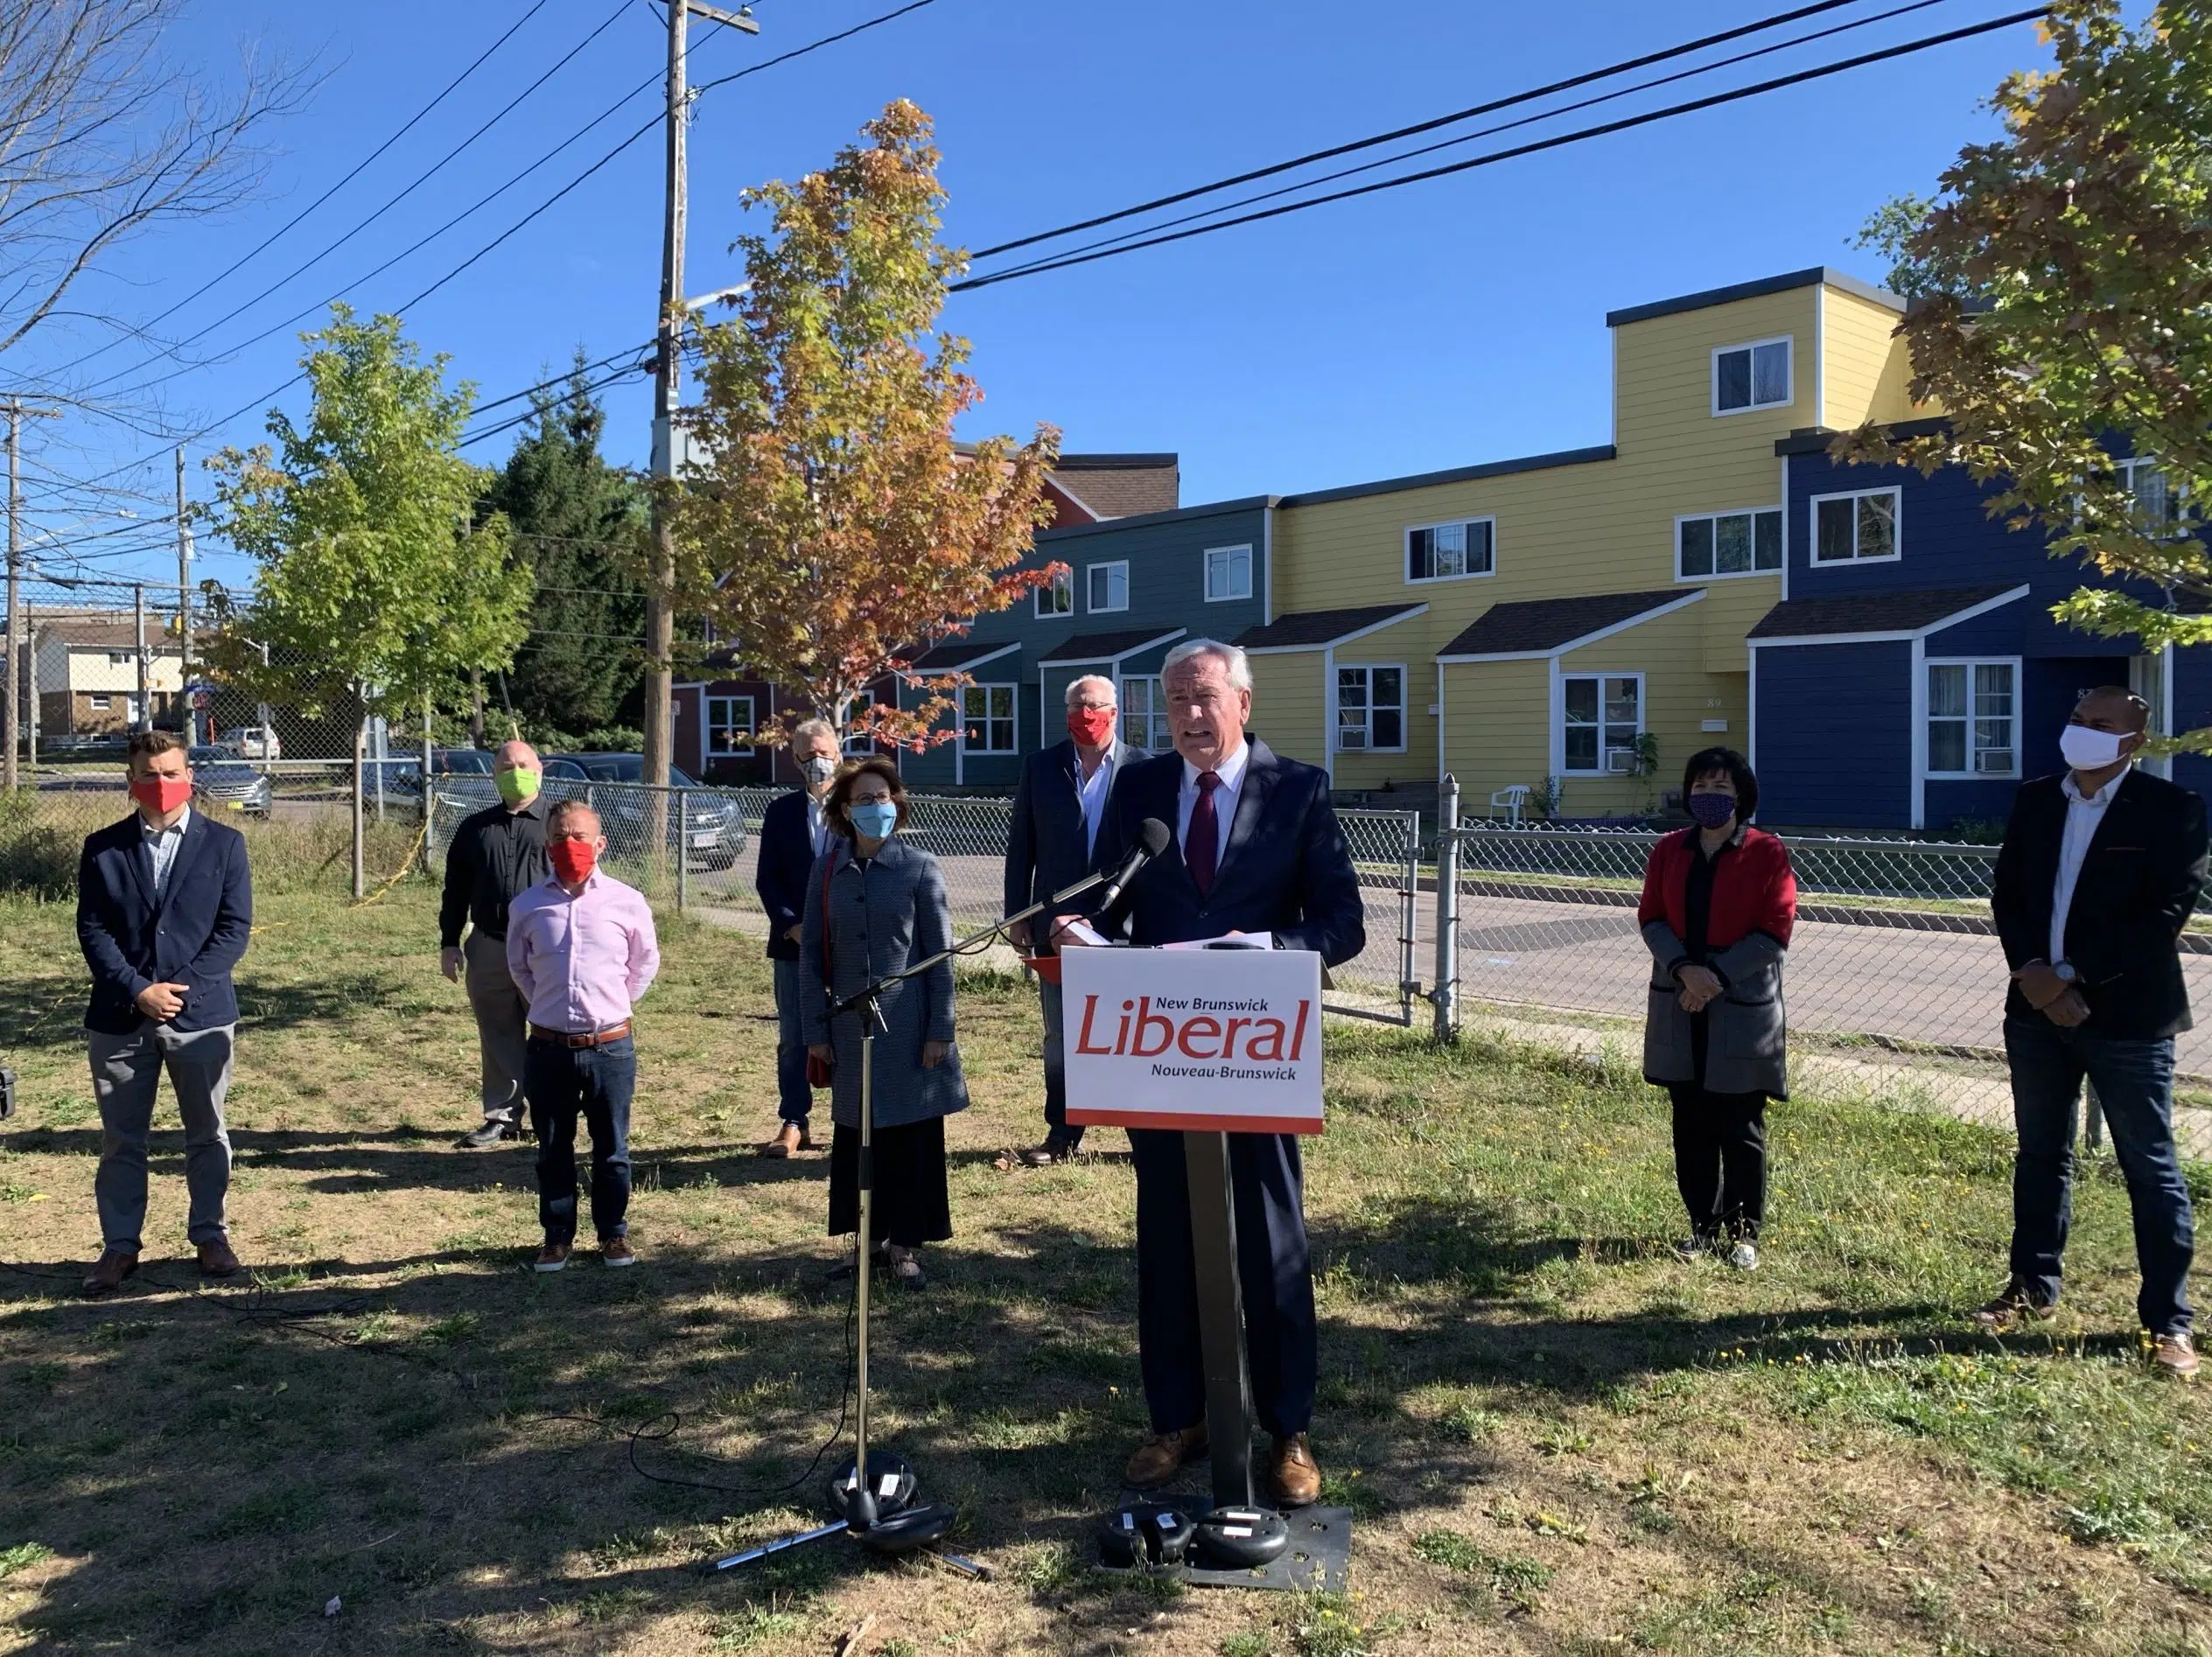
[133, 583, 150, 733]
[644, 0, 757, 806]
[3, 397, 59, 789]
[175, 446, 194, 745]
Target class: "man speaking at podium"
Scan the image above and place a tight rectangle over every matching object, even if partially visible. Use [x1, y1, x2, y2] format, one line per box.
[1052, 638, 1365, 1507]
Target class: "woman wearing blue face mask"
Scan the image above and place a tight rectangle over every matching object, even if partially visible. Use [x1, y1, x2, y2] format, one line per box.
[1636, 747, 1798, 1270]
[801, 757, 967, 1289]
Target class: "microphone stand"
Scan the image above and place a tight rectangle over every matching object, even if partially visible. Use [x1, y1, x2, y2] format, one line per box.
[710, 864, 1116, 1579]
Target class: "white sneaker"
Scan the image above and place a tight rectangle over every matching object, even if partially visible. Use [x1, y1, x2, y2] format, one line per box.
[1728, 1241, 1760, 1272]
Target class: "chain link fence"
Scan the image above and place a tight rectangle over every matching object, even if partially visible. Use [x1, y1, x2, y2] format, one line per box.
[1431, 801, 2212, 1158]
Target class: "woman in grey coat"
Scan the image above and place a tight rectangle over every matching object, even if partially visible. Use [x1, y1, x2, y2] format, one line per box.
[802, 757, 967, 1289]
[1637, 748, 1797, 1272]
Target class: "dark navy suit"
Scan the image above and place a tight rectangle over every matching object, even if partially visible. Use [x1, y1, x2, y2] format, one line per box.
[1004, 738, 1141, 1144]
[1088, 739, 1365, 1437]
[76, 807, 254, 1253]
[756, 787, 833, 1124]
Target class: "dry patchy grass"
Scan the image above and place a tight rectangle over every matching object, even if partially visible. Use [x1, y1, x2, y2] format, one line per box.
[1, 884, 2209, 1654]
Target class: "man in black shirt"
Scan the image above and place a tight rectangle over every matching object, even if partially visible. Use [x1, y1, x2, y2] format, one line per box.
[439, 741, 550, 1148]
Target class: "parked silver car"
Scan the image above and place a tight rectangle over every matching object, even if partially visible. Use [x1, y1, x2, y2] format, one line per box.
[188, 746, 274, 817]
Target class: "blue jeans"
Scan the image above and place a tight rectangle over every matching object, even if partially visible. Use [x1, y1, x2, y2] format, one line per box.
[2005, 1016, 2195, 1336]
[773, 957, 812, 1126]
[524, 1034, 635, 1245]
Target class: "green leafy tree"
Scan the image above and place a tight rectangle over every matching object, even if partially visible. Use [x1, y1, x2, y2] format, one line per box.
[197, 305, 531, 724]
[668, 100, 1061, 749]
[1842, 1, 2212, 747]
[488, 354, 648, 737]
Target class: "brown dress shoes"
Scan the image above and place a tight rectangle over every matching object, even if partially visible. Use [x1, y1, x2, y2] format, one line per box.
[1124, 1424, 1209, 1489]
[760, 1122, 814, 1159]
[1270, 1432, 1322, 1507]
[81, 1249, 139, 1297]
[196, 1238, 242, 1278]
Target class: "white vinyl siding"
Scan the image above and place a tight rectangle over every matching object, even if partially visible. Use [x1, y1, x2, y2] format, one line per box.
[1927, 659, 2019, 778]
[1405, 518, 1494, 584]
[1712, 336, 1791, 415]
[1677, 507, 1782, 578]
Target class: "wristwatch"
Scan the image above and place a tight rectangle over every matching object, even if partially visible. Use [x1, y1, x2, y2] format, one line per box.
[2053, 961, 2079, 984]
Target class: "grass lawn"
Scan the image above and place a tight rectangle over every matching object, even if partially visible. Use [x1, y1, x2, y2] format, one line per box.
[2, 881, 2210, 1655]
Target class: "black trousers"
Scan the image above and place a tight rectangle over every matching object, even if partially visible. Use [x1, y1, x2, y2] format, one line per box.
[828, 1116, 952, 1247]
[1668, 1084, 1767, 1241]
[1130, 1128, 1317, 1439]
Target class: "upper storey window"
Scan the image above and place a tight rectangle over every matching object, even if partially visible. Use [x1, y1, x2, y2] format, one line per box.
[1713, 337, 1791, 416]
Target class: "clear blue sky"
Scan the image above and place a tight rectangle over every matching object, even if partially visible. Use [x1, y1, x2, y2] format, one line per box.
[16, 0, 2047, 591]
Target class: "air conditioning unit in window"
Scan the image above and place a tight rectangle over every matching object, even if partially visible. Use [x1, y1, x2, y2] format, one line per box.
[1338, 731, 1368, 752]
[1977, 750, 2015, 775]
[1604, 747, 1637, 774]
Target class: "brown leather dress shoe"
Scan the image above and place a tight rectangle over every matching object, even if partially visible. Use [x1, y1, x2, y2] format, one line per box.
[1124, 1424, 1208, 1489]
[1270, 1433, 1322, 1507]
[760, 1122, 814, 1159]
[196, 1238, 242, 1278]
[2153, 1333, 2201, 1379]
[81, 1249, 139, 1297]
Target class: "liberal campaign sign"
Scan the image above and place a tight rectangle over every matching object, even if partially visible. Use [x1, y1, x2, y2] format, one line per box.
[1061, 947, 1325, 1135]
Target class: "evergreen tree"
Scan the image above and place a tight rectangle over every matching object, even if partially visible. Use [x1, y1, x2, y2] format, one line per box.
[490, 353, 648, 738]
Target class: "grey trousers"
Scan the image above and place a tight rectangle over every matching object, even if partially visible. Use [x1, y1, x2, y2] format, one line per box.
[1039, 977, 1082, 1148]
[465, 929, 528, 1128]
[90, 1020, 235, 1255]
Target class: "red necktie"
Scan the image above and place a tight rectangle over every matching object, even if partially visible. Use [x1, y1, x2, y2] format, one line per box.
[1186, 771, 1222, 897]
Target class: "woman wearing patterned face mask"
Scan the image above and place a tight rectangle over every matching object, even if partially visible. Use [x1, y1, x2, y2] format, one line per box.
[1635, 748, 1798, 1270]
[801, 758, 968, 1290]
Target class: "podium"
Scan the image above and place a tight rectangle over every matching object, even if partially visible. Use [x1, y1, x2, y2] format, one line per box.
[1062, 945, 1352, 1592]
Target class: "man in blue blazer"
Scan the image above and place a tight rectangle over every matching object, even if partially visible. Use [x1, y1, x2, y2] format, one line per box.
[752, 718, 844, 1158]
[1053, 640, 1366, 1507]
[75, 731, 254, 1294]
[1003, 674, 1143, 1164]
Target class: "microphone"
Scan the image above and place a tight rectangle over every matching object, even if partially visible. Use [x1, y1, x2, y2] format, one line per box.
[1096, 817, 1173, 913]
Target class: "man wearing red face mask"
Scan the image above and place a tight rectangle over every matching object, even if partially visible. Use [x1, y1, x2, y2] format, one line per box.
[1002, 674, 1144, 1165]
[75, 729, 255, 1295]
[506, 800, 660, 1270]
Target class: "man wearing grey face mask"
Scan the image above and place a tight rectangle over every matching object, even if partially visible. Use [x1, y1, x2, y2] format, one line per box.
[753, 718, 844, 1158]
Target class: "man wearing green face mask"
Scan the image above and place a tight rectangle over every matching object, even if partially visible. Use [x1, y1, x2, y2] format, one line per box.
[439, 740, 550, 1149]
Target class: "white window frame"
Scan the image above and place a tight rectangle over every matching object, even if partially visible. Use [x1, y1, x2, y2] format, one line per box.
[1086, 560, 1130, 614]
[1120, 674, 1170, 752]
[2118, 457, 2188, 535]
[1334, 663, 1407, 754]
[1712, 334, 1793, 416]
[1809, 485, 1903, 566]
[959, 682, 1018, 755]
[704, 692, 754, 756]
[1558, 671, 1645, 776]
[1404, 516, 1496, 585]
[1924, 656, 2021, 780]
[1204, 543, 1253, 603]
[108, 651, 132, 666]
[1034, 568, 1074, 620]
[1675, 506, 1783, 581]
[88, 694, 111, 710]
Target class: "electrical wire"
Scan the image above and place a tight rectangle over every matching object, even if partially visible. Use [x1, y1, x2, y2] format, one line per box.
[973, 0, 1960, 286]
[970, 0, 1887, 261]
[42, 0, 563, 382]
[950, 6, 2049, 292]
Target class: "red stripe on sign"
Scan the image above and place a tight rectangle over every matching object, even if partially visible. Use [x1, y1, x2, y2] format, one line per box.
[1065, 1108, 1324, 1136]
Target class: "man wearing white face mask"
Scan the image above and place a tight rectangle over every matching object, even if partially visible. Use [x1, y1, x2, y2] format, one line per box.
[1985, 687, 2208, 1378]
[753, 719, 844, 1158]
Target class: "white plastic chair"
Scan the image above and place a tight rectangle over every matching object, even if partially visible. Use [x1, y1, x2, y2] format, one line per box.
[1489, 784, 1530, 826]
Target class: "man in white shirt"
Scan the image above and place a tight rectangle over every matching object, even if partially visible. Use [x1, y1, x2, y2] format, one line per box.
[1004, 675, 1142, 1164]
[1985, 687, 2208, 1378]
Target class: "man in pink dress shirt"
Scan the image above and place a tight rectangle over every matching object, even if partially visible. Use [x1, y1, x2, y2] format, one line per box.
[507, 801, 661, 1271]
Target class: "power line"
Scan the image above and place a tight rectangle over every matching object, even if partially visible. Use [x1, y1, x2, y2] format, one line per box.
[951, 7, 2048, 293]
[976, 0, 1957, 285]
[969, 0, 1882, 262]
[43, 0, 562, 383]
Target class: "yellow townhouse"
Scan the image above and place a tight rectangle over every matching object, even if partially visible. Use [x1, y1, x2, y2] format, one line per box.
[1238, 267, 1926, 817]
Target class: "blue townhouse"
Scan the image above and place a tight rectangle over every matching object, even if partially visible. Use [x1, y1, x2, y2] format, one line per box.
[1749, 418, 2212, 832]
[893, 493, 1277, 788]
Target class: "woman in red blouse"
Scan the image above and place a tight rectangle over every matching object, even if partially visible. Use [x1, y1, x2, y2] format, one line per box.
[1636, 747, 1797, 1270]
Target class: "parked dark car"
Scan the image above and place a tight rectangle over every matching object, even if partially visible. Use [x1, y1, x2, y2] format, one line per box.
[432, 748, 496, 776]
[188, 746, 273, 817]
[542, 752, 748, 870]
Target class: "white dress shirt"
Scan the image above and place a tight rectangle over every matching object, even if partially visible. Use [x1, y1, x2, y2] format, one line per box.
[2050, 766, 2125, 964]
[143, 806, 192, 898]
[1075, 747, 1118, 856]
[1176, 739, 1250, 869]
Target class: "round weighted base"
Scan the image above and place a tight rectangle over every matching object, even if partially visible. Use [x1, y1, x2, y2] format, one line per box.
[1098, 1500, 1199, 1568]
[825, 1451, 917, 1524]
[1192, 1506, 1291, 1570]
[855, 1500, 956, 1556]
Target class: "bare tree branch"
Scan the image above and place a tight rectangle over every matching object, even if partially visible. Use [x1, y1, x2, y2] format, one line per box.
[0, 0, 311, 360]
